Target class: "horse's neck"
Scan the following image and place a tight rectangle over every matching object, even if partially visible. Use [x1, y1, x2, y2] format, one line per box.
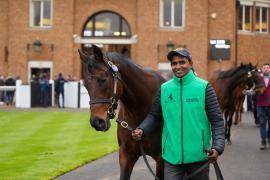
[120, 66, 151, 105]
[116, 60, 154, 121]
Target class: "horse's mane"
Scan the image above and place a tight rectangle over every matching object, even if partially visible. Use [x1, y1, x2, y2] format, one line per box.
[84, 51, 145, 74]
[217, 64, 254, 98]
[218, 64, 252, 79]
[106, 52, 145, 70]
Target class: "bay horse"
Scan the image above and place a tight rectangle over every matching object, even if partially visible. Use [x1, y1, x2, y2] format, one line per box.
[210, 63, 262, 144]
[78, 45, 165, 180]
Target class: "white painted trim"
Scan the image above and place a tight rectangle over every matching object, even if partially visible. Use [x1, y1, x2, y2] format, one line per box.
[160, 0, 164, 28]
[256, 0, 270, 4]
[240, 1, 253, 6]
[256, 2, 270, 7]
[240, 0, 270, 6]
[172, 0, 175, 27]
[243, 6, 245, 30]
[158, 62, 171, 70]
[182, 0, 185, 29]
[73, 35, 138, 44]
[28, 61, 53, 82]
[267, 8, 269, 33]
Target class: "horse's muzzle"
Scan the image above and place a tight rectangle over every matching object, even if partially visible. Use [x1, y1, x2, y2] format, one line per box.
[90, 117, 110, 131]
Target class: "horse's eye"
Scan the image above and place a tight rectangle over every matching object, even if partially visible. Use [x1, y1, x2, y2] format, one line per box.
[98, 78, 107, 84]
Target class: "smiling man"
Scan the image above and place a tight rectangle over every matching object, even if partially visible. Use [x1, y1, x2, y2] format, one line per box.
[132, 48, 225, 180]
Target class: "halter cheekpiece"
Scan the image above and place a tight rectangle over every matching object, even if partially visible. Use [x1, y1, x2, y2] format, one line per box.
[89, 54, 121, 119]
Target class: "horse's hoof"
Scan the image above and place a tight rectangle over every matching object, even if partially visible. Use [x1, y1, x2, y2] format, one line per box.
[227, 140, 232, 145]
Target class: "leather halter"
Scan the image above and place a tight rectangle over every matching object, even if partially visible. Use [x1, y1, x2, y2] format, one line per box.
[89, 54, 122, 119]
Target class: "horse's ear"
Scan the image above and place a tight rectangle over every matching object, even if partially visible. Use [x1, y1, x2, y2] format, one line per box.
[92, 44, 103, 61]
[78, 49, 87, 64]
[249, 62, 252, 68]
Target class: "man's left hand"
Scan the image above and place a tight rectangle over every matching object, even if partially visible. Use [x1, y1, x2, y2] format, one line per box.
[207, 149, 219, 164]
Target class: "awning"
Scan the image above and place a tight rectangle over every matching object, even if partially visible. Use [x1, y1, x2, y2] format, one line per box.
[73, 34, 138, 44]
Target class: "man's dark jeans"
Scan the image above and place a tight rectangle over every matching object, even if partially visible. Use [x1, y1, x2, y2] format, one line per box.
[257, 106, 270, 144]
[164, 160, 209, 180]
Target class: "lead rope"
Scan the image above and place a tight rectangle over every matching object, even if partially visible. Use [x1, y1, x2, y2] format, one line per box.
[116, 118, 160, 180]
[115, 118, 224, 180]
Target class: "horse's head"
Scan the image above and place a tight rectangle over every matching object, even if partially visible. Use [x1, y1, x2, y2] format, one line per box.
[78, 45, 123, 131]
[244, 63, 263, 90]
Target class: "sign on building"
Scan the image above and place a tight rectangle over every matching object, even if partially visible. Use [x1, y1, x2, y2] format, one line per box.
[209, 39, 231, 60]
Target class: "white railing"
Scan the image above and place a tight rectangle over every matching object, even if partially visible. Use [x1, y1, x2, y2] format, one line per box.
[0, 86, 16, 91]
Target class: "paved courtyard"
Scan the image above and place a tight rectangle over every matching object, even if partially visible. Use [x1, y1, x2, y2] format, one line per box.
[57, 112, 270, 180]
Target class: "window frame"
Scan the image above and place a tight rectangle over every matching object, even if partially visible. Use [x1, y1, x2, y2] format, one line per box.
[238, 4, 253, 32]
[29, 0, 53, 29]
[159, 0, 185, 30]
[255, 4, 269, 33]
[82, 11, 132, 38]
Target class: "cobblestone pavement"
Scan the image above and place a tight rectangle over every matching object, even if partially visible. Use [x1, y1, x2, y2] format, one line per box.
[54, 112, 269, 180]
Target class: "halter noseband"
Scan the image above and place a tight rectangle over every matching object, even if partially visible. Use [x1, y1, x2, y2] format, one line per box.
[89, 54, 122, 119]
[247, 69, 257, 91]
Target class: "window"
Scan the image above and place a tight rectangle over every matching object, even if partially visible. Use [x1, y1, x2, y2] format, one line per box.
[30, 0, 52, 28]
[83, 11, 131, 37]
[160, 0, 184, 28]
[238, 1, 269, 33]
[238, 5, 252, 32]
[255, 6, 268, 33]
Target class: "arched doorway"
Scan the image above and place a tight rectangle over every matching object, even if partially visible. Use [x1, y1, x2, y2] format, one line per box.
[80, 11, 134, 77]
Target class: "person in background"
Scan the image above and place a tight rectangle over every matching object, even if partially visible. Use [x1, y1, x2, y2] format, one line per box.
[256, 63, 270, 150]
[56, 73, 66, 108]
[132, 48, 225, 180]
[39, 75, 49, 107]
[0, 75, 5, 102]
[5, 75, 16, 105]
[53, 75, 59, 107]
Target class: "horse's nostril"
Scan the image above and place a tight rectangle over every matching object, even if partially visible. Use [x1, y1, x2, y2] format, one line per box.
[90, 117, 107, 131]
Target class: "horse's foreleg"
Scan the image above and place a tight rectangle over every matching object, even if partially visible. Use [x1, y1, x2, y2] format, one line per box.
[154, 154, 164, 180]
[227, 114, 233, 145]
[119, 147, 138, 180]
[224, 111, 229, 140]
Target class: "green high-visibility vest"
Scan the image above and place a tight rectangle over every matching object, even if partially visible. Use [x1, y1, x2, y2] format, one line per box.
[161, 70, 211, 165]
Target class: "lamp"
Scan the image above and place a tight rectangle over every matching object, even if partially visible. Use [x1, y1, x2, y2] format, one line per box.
[166, 39, 175, 52]
[33, 40, 42, 52]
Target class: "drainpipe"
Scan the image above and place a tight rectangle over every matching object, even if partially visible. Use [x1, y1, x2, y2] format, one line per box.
[235, 0, 240, 67]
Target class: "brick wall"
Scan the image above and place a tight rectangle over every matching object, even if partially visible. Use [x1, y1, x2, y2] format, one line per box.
[0, 0, 8, 76]
[2, 0, 270, 82]
[7, 0, 75, 81]
[207, 0, 236, 79]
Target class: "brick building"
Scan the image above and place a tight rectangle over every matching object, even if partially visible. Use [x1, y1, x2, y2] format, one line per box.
[0, 0, 270, 82]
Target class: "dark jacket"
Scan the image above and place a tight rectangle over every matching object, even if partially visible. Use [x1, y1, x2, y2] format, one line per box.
[56, 76, 66, 93]
[5, 78, 15, 86]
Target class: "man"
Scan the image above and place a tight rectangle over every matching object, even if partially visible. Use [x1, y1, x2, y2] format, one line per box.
[256, 63, 270, 150]
[56, 73, 66, 108]
[132, 48, 225, 180]
[39, 75, 49, 107]
[0, 75, 5, 102]
[5, 75, 16, 105]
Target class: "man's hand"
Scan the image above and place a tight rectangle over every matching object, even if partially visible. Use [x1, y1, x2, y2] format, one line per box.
[207, 149, 219, 164]
[132, 128, 143, 141]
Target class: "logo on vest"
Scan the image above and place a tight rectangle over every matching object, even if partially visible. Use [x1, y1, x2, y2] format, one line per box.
[186, 98, 199, 102]
[165, 94, 176, 103]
